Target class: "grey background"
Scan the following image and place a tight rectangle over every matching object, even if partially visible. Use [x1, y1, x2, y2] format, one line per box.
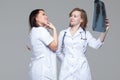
[0, 0, 119, 80]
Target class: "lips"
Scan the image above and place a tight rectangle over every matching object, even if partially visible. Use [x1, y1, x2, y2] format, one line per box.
[70, 21, 75, 24]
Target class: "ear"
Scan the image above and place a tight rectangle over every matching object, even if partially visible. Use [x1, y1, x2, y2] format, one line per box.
[35, 17, 38, 21]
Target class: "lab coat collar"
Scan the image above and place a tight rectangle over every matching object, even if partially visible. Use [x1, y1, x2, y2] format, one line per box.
[65, 27, 85, 37]
[65, 27, 84, 32]
[78, 27, 85, 33]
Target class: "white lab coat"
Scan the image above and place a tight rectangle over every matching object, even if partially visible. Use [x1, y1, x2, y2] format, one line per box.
[57, 27, 103, 80]
[29, 27, 57, 80]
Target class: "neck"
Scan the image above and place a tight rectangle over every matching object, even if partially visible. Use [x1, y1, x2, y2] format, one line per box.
[71, 24, 80, 31]
[70, 25, 80, 36]
[37, 22, 45, 27]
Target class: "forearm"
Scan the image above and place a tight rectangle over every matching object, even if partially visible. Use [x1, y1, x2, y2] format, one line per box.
[47, 22, 58, 51]
[52, 28, 58, 48]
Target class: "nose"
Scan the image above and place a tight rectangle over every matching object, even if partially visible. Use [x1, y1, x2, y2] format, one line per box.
[70, 16, 75, 19]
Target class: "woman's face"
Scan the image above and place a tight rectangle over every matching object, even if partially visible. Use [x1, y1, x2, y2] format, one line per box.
[69, 11, 83, 27]
[36, 11, 48, 26]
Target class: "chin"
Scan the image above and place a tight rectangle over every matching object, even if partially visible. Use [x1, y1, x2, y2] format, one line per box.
[70, 23, 75, 26]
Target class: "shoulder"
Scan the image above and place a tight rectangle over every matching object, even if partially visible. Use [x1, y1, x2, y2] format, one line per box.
[32, 26, 47, 31]
[30, 27, 48, 36]
[58, 28, 67, 39]
[85, 30, 93, 38]
[37, 27, 47, 32]
[86, 30, 91, 34]
[60, 30, 66, 34]
[59, 30, 66, 38]
[35, 27, 48, 34]
[59, 28, 68, 35]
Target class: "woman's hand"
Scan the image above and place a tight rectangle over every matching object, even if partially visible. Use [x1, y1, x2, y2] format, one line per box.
[45, 22, 58, 51]
[105, 19, 110, 31]
[99, 19, 110, 42]
[45, 22, 56, 30]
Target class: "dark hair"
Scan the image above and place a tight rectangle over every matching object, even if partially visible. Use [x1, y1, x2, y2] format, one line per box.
[69, 8, 88, 29]
[29, 9, 45, 29]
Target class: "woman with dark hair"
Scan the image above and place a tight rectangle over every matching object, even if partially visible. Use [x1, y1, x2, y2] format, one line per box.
[57, 8, 110, 80]
[28, 9, 58, 80]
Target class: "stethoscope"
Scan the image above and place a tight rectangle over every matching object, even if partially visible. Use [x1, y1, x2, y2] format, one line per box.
[80, 31, 87, 40]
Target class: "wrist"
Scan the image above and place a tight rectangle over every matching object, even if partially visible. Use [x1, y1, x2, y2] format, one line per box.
[52, 27, 56, 30]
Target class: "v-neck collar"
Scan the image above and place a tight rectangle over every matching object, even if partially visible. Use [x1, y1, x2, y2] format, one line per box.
[65, 27, 85, 37]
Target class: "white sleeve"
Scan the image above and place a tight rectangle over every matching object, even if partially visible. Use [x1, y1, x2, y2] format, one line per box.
[87, 31, 103, 49]
[39, 28, 54, 46]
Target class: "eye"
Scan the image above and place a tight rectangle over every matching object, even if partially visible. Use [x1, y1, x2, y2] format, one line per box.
[74, 15, 77, 18]
[70, 14, 77, 18]
[43, 13, 45, 16]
